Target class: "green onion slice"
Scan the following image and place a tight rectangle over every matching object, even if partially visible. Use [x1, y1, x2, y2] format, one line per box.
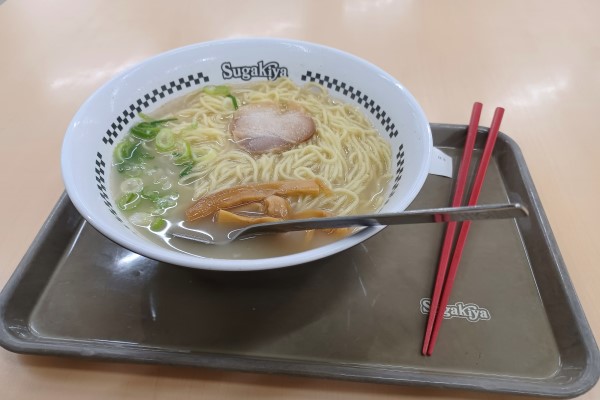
[226, 94, 238, 110]
[202, 85, 230, 96]
[117, 192, 141, 211]
[150, 217, 167, 232]
[155, 128, 176, 152]
[173, 141, 193, 165]
[130, 118, 176, 140]
[114, 140, 140, 164]
[141, 190, 161, 202]
[155, 196, 177, 210]
[179, 163, 194, 177]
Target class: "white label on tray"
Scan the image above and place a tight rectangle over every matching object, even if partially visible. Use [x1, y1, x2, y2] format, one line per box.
[429, 147, 453, 178]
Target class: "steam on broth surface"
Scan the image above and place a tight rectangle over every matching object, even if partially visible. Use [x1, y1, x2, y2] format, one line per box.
[110, 78, 392, 259]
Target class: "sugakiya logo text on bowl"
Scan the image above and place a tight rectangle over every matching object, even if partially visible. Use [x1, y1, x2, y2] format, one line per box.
[221, 61, 288, 81]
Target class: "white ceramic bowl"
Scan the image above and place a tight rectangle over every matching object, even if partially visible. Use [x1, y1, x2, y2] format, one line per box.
[61, 38, 433, 271]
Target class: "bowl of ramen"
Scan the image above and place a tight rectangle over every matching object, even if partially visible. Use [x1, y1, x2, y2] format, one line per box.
[61, 38, 434, 271]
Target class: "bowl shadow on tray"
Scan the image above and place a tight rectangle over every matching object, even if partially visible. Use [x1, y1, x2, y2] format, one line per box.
[140, 244, 382, 359]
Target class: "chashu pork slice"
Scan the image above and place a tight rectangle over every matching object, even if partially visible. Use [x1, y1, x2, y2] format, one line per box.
[230, 102, 316, 154]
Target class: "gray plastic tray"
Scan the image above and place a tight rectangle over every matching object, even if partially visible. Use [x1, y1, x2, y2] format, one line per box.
[1, 124, 598, 398]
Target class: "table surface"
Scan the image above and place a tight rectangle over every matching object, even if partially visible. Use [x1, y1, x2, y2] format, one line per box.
[1, 0, 599, 399]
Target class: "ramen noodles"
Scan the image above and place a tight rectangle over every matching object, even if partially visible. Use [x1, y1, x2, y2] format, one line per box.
[110, 78, 392, 259]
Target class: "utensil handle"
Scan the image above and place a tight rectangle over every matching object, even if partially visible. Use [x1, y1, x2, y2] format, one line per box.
[235, 203, 528, 238]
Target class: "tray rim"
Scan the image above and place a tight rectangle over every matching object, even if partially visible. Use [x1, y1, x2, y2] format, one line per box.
[1, 123, 598, 398]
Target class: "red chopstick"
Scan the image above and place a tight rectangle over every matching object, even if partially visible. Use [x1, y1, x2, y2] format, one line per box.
[421, 102, 482, 355]
[424, 106, 505, 356]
